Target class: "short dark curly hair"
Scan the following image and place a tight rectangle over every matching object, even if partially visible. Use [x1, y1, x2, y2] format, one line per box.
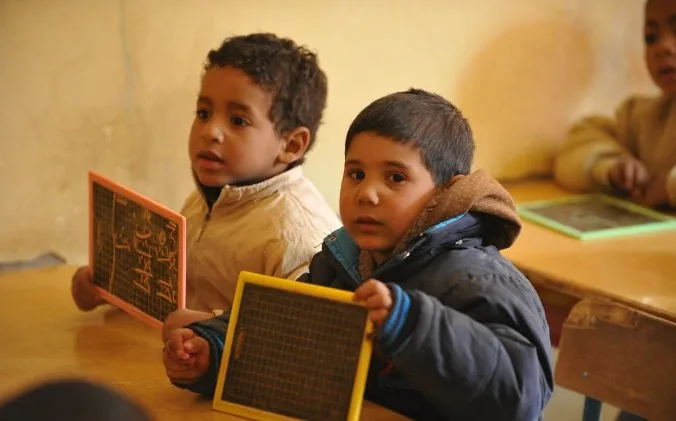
[205, 33, 328, 153]
[345, 88, 475, 185]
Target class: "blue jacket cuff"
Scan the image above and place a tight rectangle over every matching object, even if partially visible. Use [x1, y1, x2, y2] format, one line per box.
[379, 284, 418, 357]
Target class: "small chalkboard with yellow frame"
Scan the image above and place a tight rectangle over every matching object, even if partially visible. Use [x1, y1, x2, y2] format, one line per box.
[212, 271, 374, 421]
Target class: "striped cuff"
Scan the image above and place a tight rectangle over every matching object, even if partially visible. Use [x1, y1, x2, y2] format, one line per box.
[379, 284, 418, 357]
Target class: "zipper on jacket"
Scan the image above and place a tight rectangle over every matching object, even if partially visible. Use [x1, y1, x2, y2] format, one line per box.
[196, 211, 211, 242]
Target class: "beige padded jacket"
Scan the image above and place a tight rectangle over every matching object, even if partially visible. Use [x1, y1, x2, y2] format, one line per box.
[181, 166, 341, 312]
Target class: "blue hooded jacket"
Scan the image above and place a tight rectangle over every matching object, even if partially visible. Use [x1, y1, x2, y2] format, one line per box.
[178, 170, 553, 420]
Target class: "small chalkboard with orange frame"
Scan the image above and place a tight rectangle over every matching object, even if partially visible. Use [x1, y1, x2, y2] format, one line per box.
[89, 171, 187, 328]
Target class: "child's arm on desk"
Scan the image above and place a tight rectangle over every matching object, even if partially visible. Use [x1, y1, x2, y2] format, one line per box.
[636, 166, 676, 208]
[163, 314, 230, 395]
[554, 97, 639, 193]
[163, 328, 212, 389]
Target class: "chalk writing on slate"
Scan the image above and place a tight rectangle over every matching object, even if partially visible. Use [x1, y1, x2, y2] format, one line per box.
[213, 272, 373, 421]
[89, 172, 186, 328]
[517, 194, 676, 240]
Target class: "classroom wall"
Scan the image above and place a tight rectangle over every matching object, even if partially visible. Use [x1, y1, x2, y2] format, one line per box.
[0, 0, 656, 264]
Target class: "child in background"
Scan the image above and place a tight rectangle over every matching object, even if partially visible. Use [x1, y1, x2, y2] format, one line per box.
[71, 33, 340, 323]
[554, 0, 676, 210]
[556, 3, 669, 419]
[162, 89, 554, 421]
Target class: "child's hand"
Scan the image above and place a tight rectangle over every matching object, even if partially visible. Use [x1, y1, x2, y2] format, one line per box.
[162, 309, 212, 341]
[354, 279, 393, 328]
[71, 266, 105, 311]
[635, 170, 670, 208]
[163, 328, 210, 384]
[609, 157, 649, 195]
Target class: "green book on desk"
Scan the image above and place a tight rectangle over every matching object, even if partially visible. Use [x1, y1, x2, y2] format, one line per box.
[517, 194, 676, 240]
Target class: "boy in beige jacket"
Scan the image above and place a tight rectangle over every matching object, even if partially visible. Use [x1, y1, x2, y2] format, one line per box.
[554, 0, 676, 210]
[71, 33, 340, 324]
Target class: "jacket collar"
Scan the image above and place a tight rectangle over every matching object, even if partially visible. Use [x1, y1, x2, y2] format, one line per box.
[193, 166, 305, 212]
[324, 213, 483, 285]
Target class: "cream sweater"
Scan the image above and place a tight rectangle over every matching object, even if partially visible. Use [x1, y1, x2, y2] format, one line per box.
[553, 95, 676, 205]
[181, 167, 341, 312]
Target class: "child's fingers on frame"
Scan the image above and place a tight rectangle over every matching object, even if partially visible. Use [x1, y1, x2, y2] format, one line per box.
[354, 279, 384, 299]
[365, 283, 392, 307]
[372, 280, 391, 297]
[364, 290, 392, 310]
[370, 309, 390, 325]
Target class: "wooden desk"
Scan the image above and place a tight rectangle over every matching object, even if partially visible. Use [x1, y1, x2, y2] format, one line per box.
[503, 179, 676, 421]
[0, 265, 407, 421]
[504, 179, 676, 323]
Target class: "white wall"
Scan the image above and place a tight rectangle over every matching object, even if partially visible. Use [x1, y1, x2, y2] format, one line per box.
[0, 0, 655, 263]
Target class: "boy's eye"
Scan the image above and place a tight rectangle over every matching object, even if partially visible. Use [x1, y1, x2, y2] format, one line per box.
[231, 116, 249, 127]
[347, 169, 364, 180]
[388, 173, 406, 183]
[645, 32, 658, 45]
[196, 109, 210, 121]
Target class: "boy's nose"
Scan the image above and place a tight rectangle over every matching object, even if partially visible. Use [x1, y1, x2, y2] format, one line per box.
[655, 34, 676, 57]
[203, 121, 225, 144]
[356, 183, 379, 205]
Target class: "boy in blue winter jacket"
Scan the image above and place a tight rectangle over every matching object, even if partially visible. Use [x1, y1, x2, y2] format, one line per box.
[162, 89, 554, 421]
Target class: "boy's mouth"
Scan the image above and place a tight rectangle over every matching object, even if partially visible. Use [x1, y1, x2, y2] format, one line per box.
[657, 64, 676, 81]
[197, 150, 224, 162]
[353, 216, 383, 233]
[354, 216, 381, 225]
[659, 66, 676, 74]
[196, 150, 225, 171]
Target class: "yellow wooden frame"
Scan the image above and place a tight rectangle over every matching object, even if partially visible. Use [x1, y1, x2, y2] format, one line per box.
[212, 271, 374, 421]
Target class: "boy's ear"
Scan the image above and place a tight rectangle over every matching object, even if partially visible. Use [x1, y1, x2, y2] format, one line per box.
[278, 127, 311, 164]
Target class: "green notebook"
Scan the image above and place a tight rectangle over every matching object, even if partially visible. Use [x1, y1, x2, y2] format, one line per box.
[517, 194, 676, 240]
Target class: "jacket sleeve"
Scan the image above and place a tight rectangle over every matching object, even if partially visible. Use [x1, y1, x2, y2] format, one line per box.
[171, 312, 230, 396]
[379, 277, 553, 421]
[553, 97, 637, 192]
[295, 249, 335, 286]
